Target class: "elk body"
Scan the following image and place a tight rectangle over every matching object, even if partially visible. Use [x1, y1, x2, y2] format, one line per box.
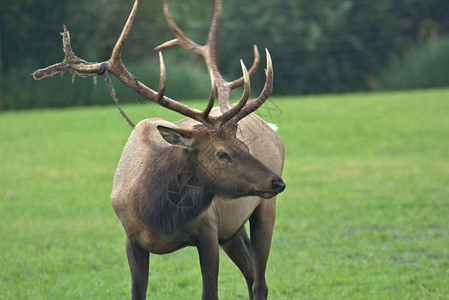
[33, 1, 285, 299]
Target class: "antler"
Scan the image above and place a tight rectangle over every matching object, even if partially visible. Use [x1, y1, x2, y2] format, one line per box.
[155, 0, 265, 114]
[32, 0, 273, 129]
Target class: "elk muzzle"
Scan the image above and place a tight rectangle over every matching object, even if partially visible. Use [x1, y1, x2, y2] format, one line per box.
[252, 175, 286, 199]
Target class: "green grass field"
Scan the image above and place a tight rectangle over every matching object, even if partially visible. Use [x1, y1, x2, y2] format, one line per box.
[1, 89, 448, 299]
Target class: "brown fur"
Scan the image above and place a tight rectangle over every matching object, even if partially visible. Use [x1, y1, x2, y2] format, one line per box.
[130, 146, 215, 236]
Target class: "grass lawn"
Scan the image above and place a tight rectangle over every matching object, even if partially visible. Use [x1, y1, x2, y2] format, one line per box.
[1, 88, 448, 299]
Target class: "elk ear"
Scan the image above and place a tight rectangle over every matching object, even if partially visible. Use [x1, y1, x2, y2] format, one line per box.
[157, 125, 194, 149]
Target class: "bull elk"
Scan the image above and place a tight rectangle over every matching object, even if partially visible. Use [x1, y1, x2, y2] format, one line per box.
[33, 0, 286, 299]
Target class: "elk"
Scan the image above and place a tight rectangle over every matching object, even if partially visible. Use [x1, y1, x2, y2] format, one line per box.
[33, 0, 285, 299]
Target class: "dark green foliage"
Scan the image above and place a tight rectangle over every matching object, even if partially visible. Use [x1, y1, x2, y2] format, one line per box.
[377, 36, 449, 90]
[1, 0, 449, 109]
[220, 0, 449, 94]
[0, 0, 68, 71]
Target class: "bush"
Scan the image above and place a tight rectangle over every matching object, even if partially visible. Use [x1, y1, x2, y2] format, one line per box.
[377, 36, 449, 90]
[1, 54, 211, 110]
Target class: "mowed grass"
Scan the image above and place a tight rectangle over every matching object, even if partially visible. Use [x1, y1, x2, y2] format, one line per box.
[1, 89, 448, 299]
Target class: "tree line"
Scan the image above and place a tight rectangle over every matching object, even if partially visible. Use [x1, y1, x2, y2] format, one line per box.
[1, 0, 449, 109]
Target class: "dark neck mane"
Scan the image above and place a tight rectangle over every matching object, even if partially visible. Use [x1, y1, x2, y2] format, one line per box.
[131, 146, 214, 236]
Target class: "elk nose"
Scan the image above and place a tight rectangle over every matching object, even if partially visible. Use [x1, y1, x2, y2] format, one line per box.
[272, 178, 286, 193]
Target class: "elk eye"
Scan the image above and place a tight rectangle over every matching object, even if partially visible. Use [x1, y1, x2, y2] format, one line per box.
[217, 151, 230, 160]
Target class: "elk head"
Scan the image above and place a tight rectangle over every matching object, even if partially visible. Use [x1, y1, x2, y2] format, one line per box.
[157, 123, 285, 199]
[32, 0, 286, 199]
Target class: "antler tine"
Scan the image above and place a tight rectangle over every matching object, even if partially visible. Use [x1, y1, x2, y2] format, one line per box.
[215, 60, 250, 125]
[154, 38, 178, 51]
[32, 26, 102, 80]
[206, 0, 221, 53]
[156, 52, 167, 101]
[229, 45, 261, 89]
[111, 0, 139, 63]
[202, 68, 216, 120]
[156, 0, 204, 55]
[231, 49, 273, 123]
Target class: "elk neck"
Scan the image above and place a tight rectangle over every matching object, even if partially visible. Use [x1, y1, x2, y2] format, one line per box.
[131, 145, 215, 236]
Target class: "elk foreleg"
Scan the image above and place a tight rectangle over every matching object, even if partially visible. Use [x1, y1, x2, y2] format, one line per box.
[222, 227, 254, 299]
[249, 199, 276, 300]
[126, 236, 150, 300]
[196, 233, 220, 300]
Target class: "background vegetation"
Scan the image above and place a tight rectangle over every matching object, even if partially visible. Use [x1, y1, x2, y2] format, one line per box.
[1, 89, 448, 298]
[1, 0, 449, 109]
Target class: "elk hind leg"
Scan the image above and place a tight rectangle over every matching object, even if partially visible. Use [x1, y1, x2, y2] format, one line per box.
[221, 226, 254, 299]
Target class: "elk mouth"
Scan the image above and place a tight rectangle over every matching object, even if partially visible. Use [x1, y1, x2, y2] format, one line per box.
[254, 191, 279, 199]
